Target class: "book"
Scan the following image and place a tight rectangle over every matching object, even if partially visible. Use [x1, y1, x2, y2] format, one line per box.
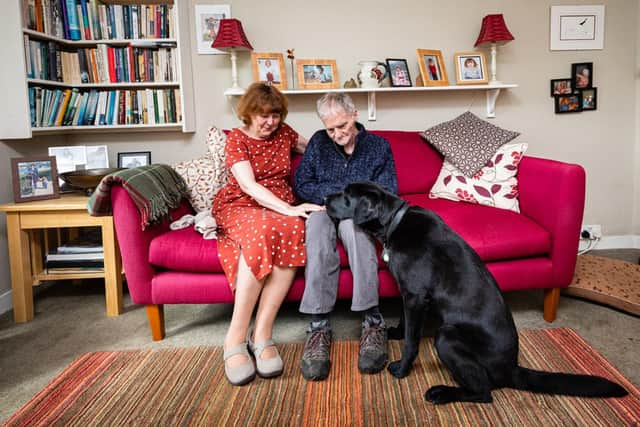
[47, 251, 104, 261]
[65, 0, 81, 40]
[46, 259, 104, 268]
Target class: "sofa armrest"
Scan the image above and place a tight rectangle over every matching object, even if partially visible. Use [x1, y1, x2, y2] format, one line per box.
[111, 185, 193, 304]
[517, 156, 586, 287]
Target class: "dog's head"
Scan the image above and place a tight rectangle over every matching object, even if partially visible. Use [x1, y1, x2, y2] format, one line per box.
[325, 182, 404, 239]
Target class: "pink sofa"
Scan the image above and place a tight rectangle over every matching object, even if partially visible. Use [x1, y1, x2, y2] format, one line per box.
[111, 130, 585, 340]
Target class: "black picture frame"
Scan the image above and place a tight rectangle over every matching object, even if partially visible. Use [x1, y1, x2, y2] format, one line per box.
[117, 151, 152, 169]
[571, 62, 593, 90]
[550, 78, 573, 97]
[554, 93, 583, 114]
[385, 58, 412, 87]
[580, 87, 597, 111]
[11, 156, 60, 203]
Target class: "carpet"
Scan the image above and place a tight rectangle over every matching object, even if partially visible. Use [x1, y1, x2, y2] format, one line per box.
[3, 329, 639, 427]
[565, 255, 640, 316]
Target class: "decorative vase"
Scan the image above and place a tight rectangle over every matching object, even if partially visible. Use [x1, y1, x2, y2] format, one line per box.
[357, 61, 389, 88]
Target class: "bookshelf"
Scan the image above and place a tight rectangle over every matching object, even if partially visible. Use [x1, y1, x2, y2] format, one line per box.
[0, 0, 195, 139]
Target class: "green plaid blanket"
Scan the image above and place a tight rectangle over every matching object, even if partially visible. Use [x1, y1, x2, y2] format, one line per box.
[87, 164, 189, 229]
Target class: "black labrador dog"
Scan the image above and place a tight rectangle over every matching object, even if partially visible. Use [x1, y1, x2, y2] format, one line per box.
[325, 182, 627, 404]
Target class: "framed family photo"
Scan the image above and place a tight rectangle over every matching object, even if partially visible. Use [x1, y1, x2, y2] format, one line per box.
[453, 52, 488, 85]
[11, 156, 60, 203]
[550, 78, 573, 96]
[194, 4, 231, 54]
[581, 87, 597, 111]
[416, 49, 448, 86]
[385, 58, 412, 87]
[296, 59, 339, 90]
[251, 52, 288, 90]
[554, 93, 582, 114]
[550, 5, 605, 50]
[572, 62, 593, 90]
[118, 151, 151, 169]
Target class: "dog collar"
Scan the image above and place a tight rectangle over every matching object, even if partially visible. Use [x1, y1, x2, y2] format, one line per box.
[381, 202, 409, 263]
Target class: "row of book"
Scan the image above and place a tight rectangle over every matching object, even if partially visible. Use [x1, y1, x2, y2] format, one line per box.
[45, 234, 104, 273]
[25, 38, 177, 84]
[29, 87, 182, 127]
[23, 0, 174, 41]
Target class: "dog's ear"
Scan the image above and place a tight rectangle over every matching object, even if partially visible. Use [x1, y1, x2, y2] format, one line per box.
[353, 195, 384, 235]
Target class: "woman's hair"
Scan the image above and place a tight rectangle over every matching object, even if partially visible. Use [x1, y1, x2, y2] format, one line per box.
[316, 92, 356, 119]
[237, 82, 288, 125]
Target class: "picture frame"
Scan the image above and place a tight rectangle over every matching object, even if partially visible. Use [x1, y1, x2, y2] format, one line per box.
[550, 5, 605, 50]
[453, 52, 488, 85]
[571, 62, 593, 90]
[416, 49, 448, 86]
[385, 58, 412, 87]
[296, 59, 339, 90]
[118, 151, 152, 169]
[11, 156, 60, 203]
[251, 52, 288, 90]
[194, 4, 231, 54]
[550, 78, 573, 97]
[554, 93, 583, 114]
[580, 87, 597, 111]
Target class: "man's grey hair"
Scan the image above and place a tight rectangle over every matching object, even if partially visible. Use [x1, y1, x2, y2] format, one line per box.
[316, 93, 356, 119]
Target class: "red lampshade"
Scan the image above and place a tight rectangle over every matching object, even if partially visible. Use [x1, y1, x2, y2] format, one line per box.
[474, 14, 514, 46]
[211, 19, 253, 51]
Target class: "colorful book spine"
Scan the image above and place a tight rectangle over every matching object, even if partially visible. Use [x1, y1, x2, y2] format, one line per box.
[64, 0, 81, 40]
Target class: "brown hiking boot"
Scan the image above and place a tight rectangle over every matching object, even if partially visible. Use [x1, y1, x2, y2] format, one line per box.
[358, 321, 388, 374]
[301, 326, 332, 381]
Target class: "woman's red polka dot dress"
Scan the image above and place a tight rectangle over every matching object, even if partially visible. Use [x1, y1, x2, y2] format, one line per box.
[212, 123, 306, 290]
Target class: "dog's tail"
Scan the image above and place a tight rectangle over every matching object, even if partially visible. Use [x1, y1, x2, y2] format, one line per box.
[512, 367, 628, 398]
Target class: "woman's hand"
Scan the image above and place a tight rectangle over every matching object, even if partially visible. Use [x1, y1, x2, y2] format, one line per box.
[288, 203, 324, 218]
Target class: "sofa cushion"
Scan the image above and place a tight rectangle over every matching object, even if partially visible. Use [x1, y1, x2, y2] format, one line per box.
[149, 227, 223, 273]
[421, 112, 520, 177]
[404, 194, 551, 262]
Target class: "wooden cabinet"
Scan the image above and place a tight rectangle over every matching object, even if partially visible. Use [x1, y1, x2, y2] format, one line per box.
[1, 0, 195, 139]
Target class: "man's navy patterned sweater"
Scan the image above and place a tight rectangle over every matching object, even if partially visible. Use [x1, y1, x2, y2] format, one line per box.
[294, 123, 398, 205]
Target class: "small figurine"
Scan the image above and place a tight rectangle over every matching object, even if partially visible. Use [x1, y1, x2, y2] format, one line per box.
[343, 78, 357, 88]
[287, 49, 295, 89]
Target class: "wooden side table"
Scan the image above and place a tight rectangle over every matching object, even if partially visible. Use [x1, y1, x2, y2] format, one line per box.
[0, 194, 123, 322]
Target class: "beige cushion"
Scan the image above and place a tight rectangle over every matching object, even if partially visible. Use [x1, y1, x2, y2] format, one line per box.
[172, 126, 228, 213]
[422, 111, 520, 177]
[429, 142, 528, 212]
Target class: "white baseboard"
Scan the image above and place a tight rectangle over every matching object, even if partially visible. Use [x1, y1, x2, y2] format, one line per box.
[0, 290, 12, 316]
[579, 234, 640, 251]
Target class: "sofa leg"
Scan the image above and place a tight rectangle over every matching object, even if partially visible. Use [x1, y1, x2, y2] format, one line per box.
[543, 288, 560, 323]
[146, 304, 165, 341]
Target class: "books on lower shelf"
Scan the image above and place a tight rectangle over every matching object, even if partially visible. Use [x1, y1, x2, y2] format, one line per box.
[46, 233, 105, 272]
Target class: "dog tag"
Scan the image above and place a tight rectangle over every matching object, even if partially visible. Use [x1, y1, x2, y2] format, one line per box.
[381, 247, 390, 263]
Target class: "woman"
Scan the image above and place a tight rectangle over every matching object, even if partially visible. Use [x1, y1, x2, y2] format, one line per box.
[212, 82, 323, 386]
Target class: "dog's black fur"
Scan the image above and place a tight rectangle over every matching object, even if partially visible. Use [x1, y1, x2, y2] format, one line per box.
[326, 182, 628, 404]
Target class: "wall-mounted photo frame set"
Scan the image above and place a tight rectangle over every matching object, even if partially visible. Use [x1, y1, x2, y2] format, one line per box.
[554, 93, 583, 114]
[571, 62, 593, 90]
[581, 87, 597, 111]
[296, 59, 339, 90]
[118, 151, 152, 169]
[251, 52, 288, 90]
[453, 51, 488, 85]
[385, 58, 412, 87]
[416, 49, 448, 86]
[11, 156, 60, 203]
[550, 78, 573, 97]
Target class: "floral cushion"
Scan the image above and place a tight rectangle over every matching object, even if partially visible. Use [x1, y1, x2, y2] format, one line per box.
[422, 111, 520, 177]
[172, 126, 228, 213]
[429, 142, 528, 212]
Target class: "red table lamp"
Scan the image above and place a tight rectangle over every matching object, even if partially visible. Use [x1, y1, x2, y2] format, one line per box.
[212, 19, 253, 91]
[474, 14, 514, 85]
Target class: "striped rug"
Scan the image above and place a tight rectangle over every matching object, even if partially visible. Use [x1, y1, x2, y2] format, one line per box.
[4, 328, 639, 426]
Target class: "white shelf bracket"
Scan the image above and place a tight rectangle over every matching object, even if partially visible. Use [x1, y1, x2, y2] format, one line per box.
[367, 91, 377, 121]
[485, 88, 501, 119]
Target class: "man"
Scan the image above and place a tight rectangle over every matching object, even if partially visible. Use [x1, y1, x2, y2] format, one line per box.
[294, 92, 398, 381]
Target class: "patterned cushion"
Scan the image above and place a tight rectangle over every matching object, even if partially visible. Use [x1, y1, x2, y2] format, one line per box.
[172, 126, 228, 213]
[422, 111, 520, 177]
[429, 142, 528, 212]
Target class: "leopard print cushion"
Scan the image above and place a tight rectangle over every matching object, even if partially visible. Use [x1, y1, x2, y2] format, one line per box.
[172, 126, 228, 212]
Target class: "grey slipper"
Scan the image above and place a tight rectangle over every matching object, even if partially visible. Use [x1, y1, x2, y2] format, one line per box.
[249, 338, 283, 378]
[223, 343, 256, 386]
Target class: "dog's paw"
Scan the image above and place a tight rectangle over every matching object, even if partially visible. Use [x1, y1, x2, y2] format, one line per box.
[424, 385, 454, 404]
[387, 326, 403, 340]
[387, 360, 409, 378]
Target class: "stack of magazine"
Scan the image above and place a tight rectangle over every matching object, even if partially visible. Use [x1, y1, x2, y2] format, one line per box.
[46, 232, 104, 274]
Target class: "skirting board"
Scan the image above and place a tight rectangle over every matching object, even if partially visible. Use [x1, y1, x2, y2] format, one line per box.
[0, 235, 638, 316]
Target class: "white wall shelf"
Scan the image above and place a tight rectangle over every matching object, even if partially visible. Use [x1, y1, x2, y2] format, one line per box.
[225, 84, 517, 121]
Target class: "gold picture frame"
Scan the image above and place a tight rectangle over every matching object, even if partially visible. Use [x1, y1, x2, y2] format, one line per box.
[251, 52, 288, 90]
[453, 51, 489, 85]
[416, 49, 448, 87]
[296, 59, 339, 90]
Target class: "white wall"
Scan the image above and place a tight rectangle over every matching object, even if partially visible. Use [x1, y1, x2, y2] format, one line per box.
[0, 0, 638, 307]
